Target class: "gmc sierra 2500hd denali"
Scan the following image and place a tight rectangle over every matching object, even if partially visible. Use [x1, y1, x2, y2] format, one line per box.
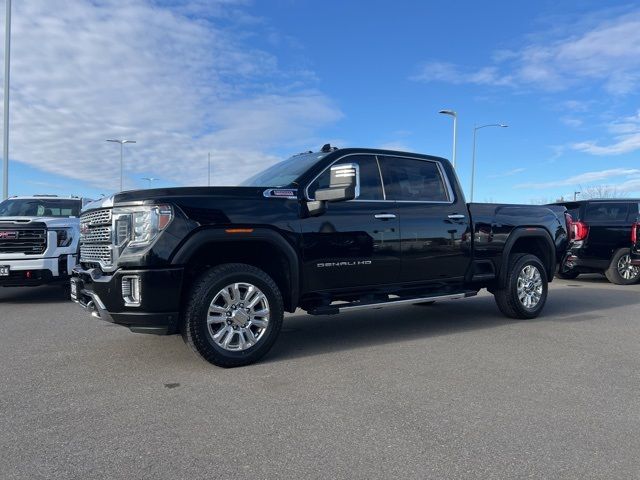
[72, 146, 570, 367]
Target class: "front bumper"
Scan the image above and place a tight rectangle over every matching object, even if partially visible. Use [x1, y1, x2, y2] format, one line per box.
[0, 254, 76, 286]
[71, 265, 183, 335]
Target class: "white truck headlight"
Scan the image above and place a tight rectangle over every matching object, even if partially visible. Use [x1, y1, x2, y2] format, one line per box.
[52, 228, 73, 247]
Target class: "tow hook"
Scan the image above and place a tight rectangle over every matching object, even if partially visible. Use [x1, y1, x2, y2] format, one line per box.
[86, 300, 101, 319]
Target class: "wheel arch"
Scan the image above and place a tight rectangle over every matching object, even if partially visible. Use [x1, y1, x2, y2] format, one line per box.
[171, 228, 300, 312]
[499, 228, 556, 288]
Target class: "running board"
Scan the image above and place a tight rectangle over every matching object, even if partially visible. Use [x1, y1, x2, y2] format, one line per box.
[308, 291, 477, 315]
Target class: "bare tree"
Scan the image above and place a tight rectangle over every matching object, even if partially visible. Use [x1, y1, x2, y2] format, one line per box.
[578, 185, 628, 199]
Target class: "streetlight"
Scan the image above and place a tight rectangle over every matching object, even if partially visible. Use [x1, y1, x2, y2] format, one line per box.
[142, 177, 158, 188]
[439, 109, 457, 169]
[470, 123, 508, 202]
[2, 0, 12, 200]
[574, 191, 580, 201]
[106, 139, 136, 191]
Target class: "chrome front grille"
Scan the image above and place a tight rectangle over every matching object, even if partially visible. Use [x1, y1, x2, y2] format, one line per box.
[81, 226, 111, 244]
[81, 208, 112, 226]
[80, 244, 112, 265]
[80, 208, 113, 267]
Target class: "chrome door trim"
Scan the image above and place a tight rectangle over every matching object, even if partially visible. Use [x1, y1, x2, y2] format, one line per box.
[304, 152, 456, 205]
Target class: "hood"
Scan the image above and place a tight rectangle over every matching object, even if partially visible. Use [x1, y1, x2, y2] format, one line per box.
[111, 186, 281, 205]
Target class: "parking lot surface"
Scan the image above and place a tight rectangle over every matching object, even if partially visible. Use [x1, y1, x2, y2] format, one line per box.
[1, 275, 639, 479]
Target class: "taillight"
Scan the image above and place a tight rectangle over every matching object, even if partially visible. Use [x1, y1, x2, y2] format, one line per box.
[571, 221, 589, 241]
[632, 222, 639, 244]
[565, 213, 573, 236]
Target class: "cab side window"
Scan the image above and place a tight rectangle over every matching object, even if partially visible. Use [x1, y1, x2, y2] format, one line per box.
[307, 155, 384, 200]
[379, 156, 449, 202]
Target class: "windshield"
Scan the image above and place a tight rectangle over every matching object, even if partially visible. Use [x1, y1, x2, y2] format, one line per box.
[0, 198, 81, 218]
[241, 152, 328, 187]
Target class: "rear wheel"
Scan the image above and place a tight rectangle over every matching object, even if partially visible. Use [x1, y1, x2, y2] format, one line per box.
[182, 263, 284, 367]
[605, 249, 640, 285]
[494, 253, 548, 319]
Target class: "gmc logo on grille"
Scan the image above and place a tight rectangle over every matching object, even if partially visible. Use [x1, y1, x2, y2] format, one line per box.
[80, 223, 90, 235]
[0, 231, 18, 239]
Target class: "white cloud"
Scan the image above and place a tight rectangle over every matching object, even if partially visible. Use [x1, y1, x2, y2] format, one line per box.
[411, 10, 640, 95]
[572, 109, 640, 155]
[0, 0, 342, 192]
[515, 168, 640, 189]
[572, 135, 640, 155]
[560, 117, 583, 128]
[488, 168, 525, 179]
[410, 62, 513, 87]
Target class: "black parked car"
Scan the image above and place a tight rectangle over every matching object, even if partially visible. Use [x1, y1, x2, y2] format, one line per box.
[72, 146, 570, 367]
[552, 199, 640, 284]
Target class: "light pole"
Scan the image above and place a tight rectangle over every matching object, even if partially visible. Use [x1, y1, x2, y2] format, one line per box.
[141, 177, 158, 188]
[574, 191, 580, 201]
[106, 139, 136, 191]
[470, 123, 508, 202]
[439, 109, 457, 169]
[2, 0, 11, 200]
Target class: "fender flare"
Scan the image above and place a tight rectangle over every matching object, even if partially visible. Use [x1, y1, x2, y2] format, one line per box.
[499, 227, 556, 287]
[170, 227, 300, 312]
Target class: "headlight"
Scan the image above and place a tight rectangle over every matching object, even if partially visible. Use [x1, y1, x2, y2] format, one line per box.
[53, 228, 73, 247]
[112, 204, 173, 251]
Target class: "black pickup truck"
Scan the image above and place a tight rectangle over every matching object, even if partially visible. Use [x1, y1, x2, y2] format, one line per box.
[72, 146, 570, 367]
[553, 199, 640, 284]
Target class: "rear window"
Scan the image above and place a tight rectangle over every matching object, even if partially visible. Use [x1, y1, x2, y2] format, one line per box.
[627, 203, 640, 222]
[584, 202, 630, 222]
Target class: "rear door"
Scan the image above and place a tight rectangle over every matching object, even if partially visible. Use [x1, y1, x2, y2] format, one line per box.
[300, 154, 401, 292]
[377, 155, 471, 284]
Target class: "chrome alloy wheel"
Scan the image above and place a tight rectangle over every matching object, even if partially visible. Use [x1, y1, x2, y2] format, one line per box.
[207, 282, 270, 351]
[617, 254, 640, 280]
[517, 265, 543, 309]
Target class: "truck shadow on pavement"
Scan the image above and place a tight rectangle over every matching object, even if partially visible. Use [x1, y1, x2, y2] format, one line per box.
[0, 285, 71, 304]
[265, 285, 640, 363]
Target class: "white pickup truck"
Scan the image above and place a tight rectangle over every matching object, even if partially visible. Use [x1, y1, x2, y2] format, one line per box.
[0, 195, 88, 287]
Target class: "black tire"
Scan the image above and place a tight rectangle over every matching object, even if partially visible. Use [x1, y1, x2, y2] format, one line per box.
[182, 263, 284, 368]
[556, 268, 579, 280]
[494, 253, 548, 319]
[604, 248, 640, 285]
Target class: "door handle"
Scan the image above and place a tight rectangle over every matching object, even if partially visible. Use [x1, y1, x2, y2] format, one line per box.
[447, 214, 466, 220]
[374, 213, 396, 220]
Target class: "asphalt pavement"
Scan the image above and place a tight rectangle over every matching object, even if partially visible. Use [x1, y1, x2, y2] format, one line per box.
[1, 275, 639, 479]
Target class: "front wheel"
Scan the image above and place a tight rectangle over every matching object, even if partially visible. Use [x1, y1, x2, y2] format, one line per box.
[182, 263, 284, 367]
[605, 249, 640, 285]
[494, 253, 548, 319]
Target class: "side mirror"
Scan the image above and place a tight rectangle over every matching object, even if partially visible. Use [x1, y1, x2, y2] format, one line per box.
[314, 163, 359, 203]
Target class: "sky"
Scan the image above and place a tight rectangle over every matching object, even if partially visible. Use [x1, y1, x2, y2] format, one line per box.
[1, 0, 640, 203]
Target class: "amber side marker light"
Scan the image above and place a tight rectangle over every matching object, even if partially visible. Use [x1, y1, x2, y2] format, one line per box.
[225, 228, 254, 234]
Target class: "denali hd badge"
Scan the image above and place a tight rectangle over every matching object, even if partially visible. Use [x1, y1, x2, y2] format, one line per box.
[263, 188, 297, 199]
[317, 260, 372, 267]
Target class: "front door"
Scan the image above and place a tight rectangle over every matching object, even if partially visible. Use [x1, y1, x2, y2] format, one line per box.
[300, 154, 401, 292]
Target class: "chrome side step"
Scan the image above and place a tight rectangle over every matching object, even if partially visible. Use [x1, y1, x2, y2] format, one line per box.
[308, 291, 477, 315]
